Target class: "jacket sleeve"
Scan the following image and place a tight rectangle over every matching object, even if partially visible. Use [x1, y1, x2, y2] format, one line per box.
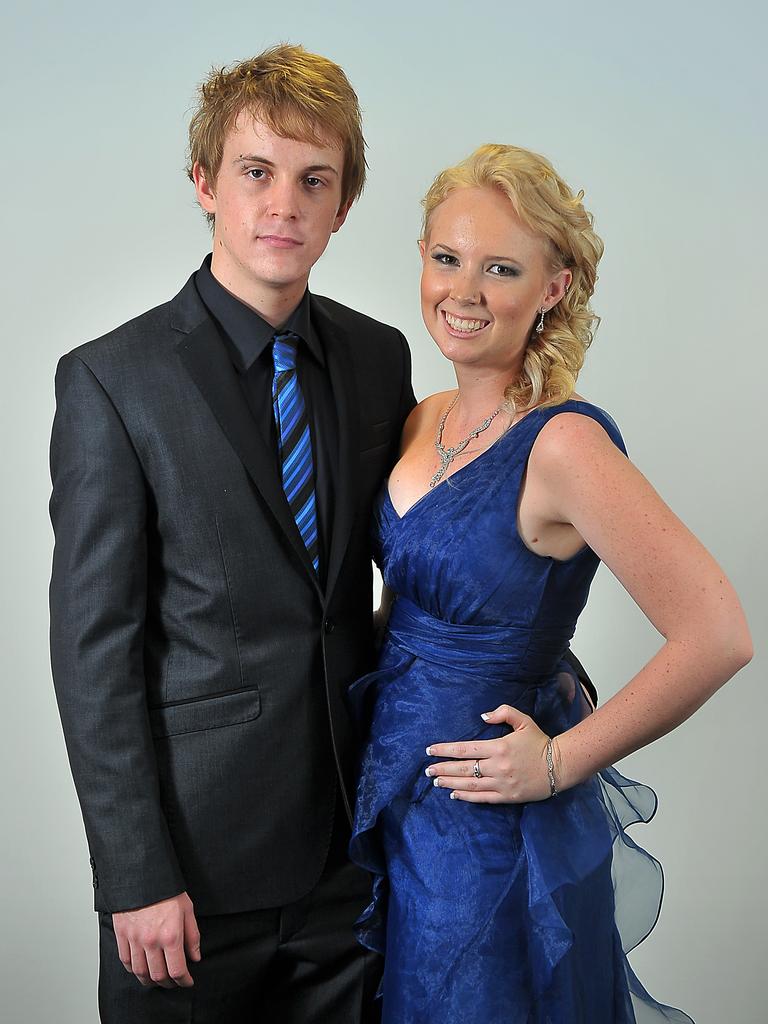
[49, 353, 186, 912]
[396, 329, 417, 429]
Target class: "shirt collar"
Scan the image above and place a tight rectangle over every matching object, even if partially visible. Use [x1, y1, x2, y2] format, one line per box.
[194, 254, 325, 371]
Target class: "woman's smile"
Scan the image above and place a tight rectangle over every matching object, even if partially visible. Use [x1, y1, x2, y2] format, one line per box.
[441, 310, 491, 337]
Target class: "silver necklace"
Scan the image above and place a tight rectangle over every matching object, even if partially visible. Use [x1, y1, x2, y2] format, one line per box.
[430, 393, 504, 488]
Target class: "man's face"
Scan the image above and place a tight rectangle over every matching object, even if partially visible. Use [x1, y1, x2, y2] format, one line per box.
[194, 113, 350, 311]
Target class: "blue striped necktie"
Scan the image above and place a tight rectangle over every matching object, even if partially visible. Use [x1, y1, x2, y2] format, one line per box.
[271, 331, 320, 574]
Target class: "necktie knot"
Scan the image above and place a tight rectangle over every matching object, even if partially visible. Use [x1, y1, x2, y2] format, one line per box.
[272, 331, 299, 373]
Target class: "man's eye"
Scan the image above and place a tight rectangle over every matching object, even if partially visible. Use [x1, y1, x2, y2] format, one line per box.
[305, 176, 323, 188]
[432, 253, 457, 266]
[247, 168, 266, 180]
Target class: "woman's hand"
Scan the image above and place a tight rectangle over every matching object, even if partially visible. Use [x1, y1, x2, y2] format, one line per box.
[426, 705, 560, 803]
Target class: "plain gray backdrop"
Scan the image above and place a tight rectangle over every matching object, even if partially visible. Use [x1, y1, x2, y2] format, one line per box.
[2, 1, 765, 1021]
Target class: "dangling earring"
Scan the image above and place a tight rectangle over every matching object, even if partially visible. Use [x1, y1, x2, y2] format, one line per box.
[535, 307, 546, 334]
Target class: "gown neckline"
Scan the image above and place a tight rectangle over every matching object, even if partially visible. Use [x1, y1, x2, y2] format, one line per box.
[385, 401, 569, 522]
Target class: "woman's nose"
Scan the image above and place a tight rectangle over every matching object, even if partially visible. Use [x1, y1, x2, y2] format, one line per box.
[450, 275, 482, 305]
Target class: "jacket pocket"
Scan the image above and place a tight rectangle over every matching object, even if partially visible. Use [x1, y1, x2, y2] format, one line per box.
[149, 686, 262, 738]
[359, 440, 391, 458]
[359, 419, 393, 454]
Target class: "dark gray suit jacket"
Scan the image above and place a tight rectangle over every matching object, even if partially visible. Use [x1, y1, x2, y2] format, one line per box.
[49, 272, 415, 916]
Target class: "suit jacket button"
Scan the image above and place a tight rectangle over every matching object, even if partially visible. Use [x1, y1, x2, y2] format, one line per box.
[323, 619, 335, 634]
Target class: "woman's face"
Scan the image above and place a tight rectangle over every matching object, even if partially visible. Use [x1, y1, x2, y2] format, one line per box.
[419, 186, 571, 377]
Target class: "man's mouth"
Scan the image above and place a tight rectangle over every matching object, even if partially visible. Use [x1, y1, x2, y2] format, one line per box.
[258, 235, 303, 248]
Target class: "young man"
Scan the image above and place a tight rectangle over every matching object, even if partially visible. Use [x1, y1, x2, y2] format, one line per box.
[49, 45, 415, 1023]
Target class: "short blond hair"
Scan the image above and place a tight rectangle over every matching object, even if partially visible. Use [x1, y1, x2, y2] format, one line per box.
[187, 44, 367, 226]
[422, 144, 604, 411]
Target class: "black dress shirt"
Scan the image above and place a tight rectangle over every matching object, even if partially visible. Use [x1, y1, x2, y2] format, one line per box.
[195, 255, 338, 584]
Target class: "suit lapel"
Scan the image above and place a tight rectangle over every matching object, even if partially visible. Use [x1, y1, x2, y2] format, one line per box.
[175, 317, 321, 591]
[313, 299, 359, 603]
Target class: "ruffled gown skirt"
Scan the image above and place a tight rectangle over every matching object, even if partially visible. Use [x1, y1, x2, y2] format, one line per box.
[349, 600, 693, 1024]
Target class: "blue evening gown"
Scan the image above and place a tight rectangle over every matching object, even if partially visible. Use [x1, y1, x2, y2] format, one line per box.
[348, 400, 694, 1023]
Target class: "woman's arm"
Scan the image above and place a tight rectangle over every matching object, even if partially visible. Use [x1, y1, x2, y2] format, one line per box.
[427, 411, 752, 803]
[531, 413, 753, 790]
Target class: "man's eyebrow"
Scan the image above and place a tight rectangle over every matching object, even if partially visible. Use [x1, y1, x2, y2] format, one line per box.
[235, 155, 339, 176]
[304, 164, 339, 176]
[236, 154, 275, 165]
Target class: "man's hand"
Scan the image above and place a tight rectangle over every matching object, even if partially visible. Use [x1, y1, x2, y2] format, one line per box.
[425, 705, 559, 803]
[113, 892, 201, 988]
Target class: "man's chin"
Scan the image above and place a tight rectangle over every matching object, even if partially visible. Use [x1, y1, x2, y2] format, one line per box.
[244, 255, 313, 287]
[257, 269, 313, 293]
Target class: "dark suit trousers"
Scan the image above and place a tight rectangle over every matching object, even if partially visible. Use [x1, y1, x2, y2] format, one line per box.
[97, 806, 381, 1024]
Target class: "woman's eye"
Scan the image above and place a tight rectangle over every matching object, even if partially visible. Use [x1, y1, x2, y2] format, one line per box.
[432, 253, 457, 266]
[305, 176, 323, 188]
[488, 264, 520, 277]
[247, 168, 266, 180]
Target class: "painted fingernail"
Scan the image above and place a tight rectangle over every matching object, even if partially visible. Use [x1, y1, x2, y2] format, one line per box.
[481, 713, 490, 721]
[450, 791, 458, 799]
[425, 767, 435, 777]
[433, 777, 441, 787]
[425, 746, 432, 756]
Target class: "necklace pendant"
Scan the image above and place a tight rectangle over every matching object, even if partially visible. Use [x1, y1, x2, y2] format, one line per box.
[430, 392, 505, 489]
[430, 452, 451, 488]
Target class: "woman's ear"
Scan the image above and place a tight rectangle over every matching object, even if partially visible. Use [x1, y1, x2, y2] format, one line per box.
[543, 268, 572, 310]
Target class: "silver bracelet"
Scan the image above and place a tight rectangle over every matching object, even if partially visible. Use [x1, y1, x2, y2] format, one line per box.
[545, 738, 558, 798]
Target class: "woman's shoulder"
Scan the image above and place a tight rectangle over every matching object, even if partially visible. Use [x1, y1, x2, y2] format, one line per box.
[410, 389, 456, 417]
[529, 395, 627, 462]
[401, 389, 456, 443]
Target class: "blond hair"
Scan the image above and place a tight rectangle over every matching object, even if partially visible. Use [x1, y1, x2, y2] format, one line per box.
[187, 44, 367, 226]
[422, 144, 604, 411]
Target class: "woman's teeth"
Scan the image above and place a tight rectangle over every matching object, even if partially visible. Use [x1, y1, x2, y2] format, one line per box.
[444, 312, 489, 332]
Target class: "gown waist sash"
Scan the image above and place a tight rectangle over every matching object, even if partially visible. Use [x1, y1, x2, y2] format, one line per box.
[386, 596, 575, 683]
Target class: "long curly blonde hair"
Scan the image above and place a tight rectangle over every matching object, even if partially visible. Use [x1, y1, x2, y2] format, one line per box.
[422, 144, 604, 411]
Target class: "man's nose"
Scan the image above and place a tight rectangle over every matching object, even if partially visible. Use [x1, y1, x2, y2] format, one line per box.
[267, 179, 301, 219]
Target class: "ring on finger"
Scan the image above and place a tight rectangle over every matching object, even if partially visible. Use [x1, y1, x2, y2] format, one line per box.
[472, 759, 482, 779]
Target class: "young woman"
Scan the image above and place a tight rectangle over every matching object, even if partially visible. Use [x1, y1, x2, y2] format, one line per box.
[349, 144, 752, 1023]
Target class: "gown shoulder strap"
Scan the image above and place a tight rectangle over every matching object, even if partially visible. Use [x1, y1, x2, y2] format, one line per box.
[521, 399, 628, 458]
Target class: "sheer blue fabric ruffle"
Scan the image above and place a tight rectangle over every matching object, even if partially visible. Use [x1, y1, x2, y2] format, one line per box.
[348, 401, 694, 1023]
